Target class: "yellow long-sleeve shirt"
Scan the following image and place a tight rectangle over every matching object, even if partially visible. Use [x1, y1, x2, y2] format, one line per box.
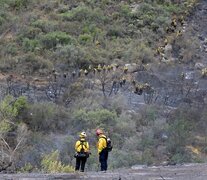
[75, 138, 89, 153]
[97, 134, 107, 154]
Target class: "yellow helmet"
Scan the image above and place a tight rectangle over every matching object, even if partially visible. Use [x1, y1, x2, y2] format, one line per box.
[79, 131, 87, 138]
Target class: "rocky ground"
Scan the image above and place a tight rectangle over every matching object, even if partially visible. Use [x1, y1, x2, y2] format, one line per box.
[0, 163, 207, 180]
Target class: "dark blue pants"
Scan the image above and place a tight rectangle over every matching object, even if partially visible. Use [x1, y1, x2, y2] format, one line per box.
[99, 149, 108, 171]
[75, 157, 87, 172]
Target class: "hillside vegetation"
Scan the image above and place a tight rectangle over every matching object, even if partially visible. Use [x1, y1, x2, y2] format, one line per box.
[1, 0, 207, 173]
[0, 0, 197, 73]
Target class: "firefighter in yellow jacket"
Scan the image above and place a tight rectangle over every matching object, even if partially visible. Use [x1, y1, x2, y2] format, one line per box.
[96, 129, 108, 172]
[75, 132, 90, 172]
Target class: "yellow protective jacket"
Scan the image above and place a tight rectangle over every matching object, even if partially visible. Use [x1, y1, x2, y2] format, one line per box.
[97, 134, 107, 154]
[75, 138, 89, 153]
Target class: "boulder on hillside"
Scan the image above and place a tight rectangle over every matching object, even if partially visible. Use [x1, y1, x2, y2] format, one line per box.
[125, 63, 145, 73]
[195, 62, 205, 70]
[164, 44, 172, 58]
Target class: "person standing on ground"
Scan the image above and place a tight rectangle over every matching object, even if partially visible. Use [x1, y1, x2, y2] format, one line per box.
[74, 131, 90, 172]
[96, 129, 108, 172]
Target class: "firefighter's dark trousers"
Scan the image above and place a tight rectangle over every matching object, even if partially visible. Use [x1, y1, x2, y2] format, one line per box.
[75, 156, 87, 172]
[99, 149, 108, 171]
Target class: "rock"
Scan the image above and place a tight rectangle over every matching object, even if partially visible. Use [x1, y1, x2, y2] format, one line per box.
[130, 3, 140, 13]
[161, 161, 169, 166]
[164, 44, 172, 58]
[195, 62, 205, 69]
[124, 63, 139, 73]
[204, 38, 207, 45]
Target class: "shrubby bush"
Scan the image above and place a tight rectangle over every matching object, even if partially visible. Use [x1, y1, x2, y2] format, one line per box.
[166, 114, 194, 163]
[78, 34, 93, 45]
[82, 24, 103, 41]
[0, 10, 7, 26]
[109, 149, 141, 168]
[25, 102, 70, 132]
[4, 42, 19, 56]
[0, 95, 29, 169]
[121, 135, 142, 152]
[40, 31, 74, 49]
[60, 5, 108, 24]
[17, 53, 52, 74]
[54, 44, 88, 69]
[122, 40, 155, 64]
[8, 0, 29, 11]
[114, 116, 136, 139]
[31, 20, 58, 33]
[17, 26, 42, 40]
[141, 148, 155, 165]
[137, 43, 154, 64]
[71, 108, 117, 131]
[41, 150, 74, 173]
[19, 163, 34, 173]
[174, 33, 200, 63]
[106, 26, 125, 38]
[87, 109, 117, 128]
[22, 38, 41, 52]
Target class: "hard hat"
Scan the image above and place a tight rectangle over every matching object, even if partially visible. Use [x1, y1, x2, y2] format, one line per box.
[80, 131, 87, 138]
[96, 129, 103, 136]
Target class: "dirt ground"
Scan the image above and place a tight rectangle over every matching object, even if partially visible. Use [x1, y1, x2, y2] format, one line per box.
[0, 163, 207, 180]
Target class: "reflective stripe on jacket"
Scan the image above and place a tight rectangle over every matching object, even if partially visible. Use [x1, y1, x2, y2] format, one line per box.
[97, 134, 107, 154]
[75, 138, 89, 153]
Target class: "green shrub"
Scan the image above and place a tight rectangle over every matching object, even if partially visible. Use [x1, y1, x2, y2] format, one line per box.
[121, 135, 141, 152]
[0, 95, 28, 132]
[162, 3, 183, 14]
[0, 57, 15, 72]
[18, 26, 42, 40]
[14, 96, 28, 113]
[19, 163, 34, 173]
[106, 26, 124, 38]
[22, 38, 41, 52]
[71, 108, 117, 131]
[139, 135, 155, 151]
[0, 95, 18, 120]
[109, 149, 141, 168]
[40, 31, 74, 49]
[0, 15, 5, 26]
[0, 121, 12, 133]
[60, 6, 108, 23]
[78, 34, 92, 44]
[54, 44, 89, 68]
[5, 43, 18, 56]
[115, 117, 136, 138]
[141, 148, 155, 165]
[41, 150, 74, 173]
[119, 4, 131, 18]
[170, 151, 192, 164]
[82, 24, 103, 42]
[166, 116, 194, 164]
[137, 43, 154, 64]
[16, 53, 52, 74]
[26, 102, 70, 132]
[87, 109, 117, 128]
[31, 20, 58, 33]
[123, 41, 154, 64]
[9, 0, 29, 10]
[82, 24, 101, 35]
[71, 109, 88, 131]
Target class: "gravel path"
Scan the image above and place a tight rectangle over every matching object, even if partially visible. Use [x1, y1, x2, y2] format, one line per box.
[0, 163, 207, 180]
